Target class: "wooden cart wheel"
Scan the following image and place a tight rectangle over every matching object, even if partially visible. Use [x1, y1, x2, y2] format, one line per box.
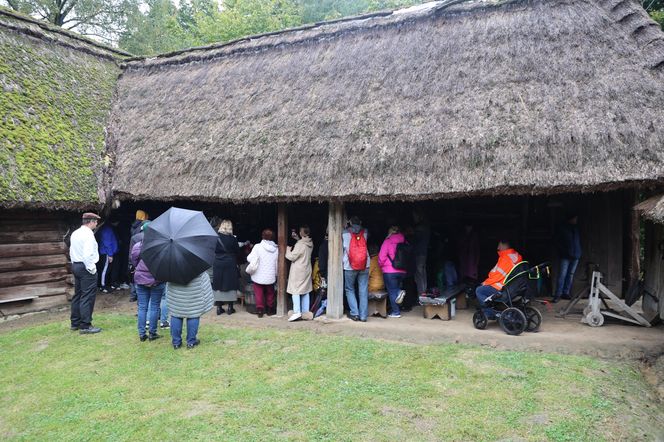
[585, 311, 604, 327]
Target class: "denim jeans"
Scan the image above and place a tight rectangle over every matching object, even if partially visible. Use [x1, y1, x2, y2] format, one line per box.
[383, 272, 405, 315]
[475, 284, 501, 319]
[136, 283, 165, 337]
[344, 269, 369, 319]
[170, 316, 200, 346]
[556, 258, 579, 297]
[147, 292, 168, 323]
[292, 293, 310, 314]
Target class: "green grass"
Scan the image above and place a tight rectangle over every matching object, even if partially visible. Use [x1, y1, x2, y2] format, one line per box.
[0, 314, 661, 441]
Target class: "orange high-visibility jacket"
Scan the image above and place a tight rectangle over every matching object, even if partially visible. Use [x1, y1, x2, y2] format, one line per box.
[482, 248, 523, 290]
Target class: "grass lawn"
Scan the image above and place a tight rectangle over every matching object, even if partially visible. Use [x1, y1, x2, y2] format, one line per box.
[0, 314, 662, 441]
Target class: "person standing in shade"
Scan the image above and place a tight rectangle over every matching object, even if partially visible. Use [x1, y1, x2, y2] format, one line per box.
[286, 225, 314, 322]
[378, 226, 408, 318]
[247, 229, 279, 318]
[97, 220, 119, 293]
[128, 210, 149, 302]
[457, 224, 480, 283]
[554, 213, 582, 303]
[343, 216, 370, 322]
[167, 272, 214, 349]
[69, 213, 102, 334]
[131, 226, 165, 342]
[412, 211, 431, 296]
[212, 220, 241, 315]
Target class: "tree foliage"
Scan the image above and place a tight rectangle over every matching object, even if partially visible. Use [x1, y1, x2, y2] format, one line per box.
[1, 0, 140, 42]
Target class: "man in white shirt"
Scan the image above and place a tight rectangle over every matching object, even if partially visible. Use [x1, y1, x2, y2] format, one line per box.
[69, 212, 102, 334]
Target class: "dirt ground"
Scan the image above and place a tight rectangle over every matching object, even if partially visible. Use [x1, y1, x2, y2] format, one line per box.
[3, 290, 663, 361]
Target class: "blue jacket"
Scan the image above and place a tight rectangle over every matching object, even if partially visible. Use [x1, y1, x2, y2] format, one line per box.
[557, 223, 582, 259]
[98, 225, 119, 257]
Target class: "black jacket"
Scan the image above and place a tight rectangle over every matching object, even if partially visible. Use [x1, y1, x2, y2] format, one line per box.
[212, 233, 240, 291]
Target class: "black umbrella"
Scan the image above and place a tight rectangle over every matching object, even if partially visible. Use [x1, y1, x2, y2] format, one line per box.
[141, 207, 218, 284]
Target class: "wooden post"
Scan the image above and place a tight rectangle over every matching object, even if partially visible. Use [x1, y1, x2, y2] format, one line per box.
[327, 201, 345, 319]
[277, 203, 288, 317]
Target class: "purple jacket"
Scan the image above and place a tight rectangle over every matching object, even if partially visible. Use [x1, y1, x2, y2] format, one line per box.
[378, 233, 407, 274]
[131, 241, 159, 286]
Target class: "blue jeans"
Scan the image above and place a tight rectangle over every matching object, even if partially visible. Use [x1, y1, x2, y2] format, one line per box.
[292, 293, 310, 314]
[136, 283, 165, 337]
[556, 258, 579, 297]
[344, 269, 369, 320]
[475, 284, 501, 319]
[170, 316, 200, 346]
[384, 272, 405, 315]
[148, 292, 168, 323]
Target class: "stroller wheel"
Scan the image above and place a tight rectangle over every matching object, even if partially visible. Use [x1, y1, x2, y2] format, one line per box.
[585, 311, 604, 327]
[499, 307, 527, 336]
[473, 310, 488, 330]
[524, 306, 542, 332]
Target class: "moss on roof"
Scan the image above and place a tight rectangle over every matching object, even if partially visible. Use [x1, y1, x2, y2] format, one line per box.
[0, 12, 121, 209]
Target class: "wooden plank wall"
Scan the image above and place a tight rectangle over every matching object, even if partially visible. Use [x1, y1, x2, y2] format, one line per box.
[0, 211, 73, 316]
[643, 223, 664, 320]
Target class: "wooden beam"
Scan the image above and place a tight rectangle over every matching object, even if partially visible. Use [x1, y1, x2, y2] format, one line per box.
[276, 203, 288, 317]
[0, 242, 65, 258]
[0, 294, 68, 316]
[327, 201, 344, 319]
[0, 281, 68, 301]
[0, 267, 69, 288]
[0, 230, 65, 244]
[0, 254, 68, 273]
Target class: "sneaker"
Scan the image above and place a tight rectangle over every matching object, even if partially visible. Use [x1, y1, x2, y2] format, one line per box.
[349, 315, 359, 321]
[388, 313, 402, 318]
[139, 335, 148, 342]
[160, 321, 170, 329]
[100, 288, 109, 294]
[79, 327, 102, 334]
[395, 290, 406, 305]
[145, 320, 150, 330]
[173, 343, 182, 350]
[288, 312, 302, 322]
[187, 339, 201, 349]
[148, 333, 161, 341]
[119, 283, 130, 290]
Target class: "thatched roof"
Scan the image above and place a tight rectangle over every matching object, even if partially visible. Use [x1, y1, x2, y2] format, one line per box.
[0, 8, 126, 210]
[108, 0, 663, 203]
[635, 194, 664, 223]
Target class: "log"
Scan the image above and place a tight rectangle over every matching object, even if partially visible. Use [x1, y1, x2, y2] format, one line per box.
[0, 294, 68, 316]
[0, 242, 65, 258]
[0, 281, 68, 301]
[0, 254, 68, 272]
[277, 203, 288, 317]
[0, 267, 69, 287]
[327, 201, 344, 319]
[0, 230, 64, 243]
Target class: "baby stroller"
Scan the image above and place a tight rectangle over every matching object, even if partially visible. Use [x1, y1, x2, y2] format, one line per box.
[472, 261, 548, 335]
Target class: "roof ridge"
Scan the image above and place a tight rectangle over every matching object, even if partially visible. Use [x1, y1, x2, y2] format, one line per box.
[0, 6, 131, 59]
[122, 0, 527, 68]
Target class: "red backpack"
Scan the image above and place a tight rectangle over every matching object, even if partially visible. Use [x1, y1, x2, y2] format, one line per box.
[348, 229, 368, 270]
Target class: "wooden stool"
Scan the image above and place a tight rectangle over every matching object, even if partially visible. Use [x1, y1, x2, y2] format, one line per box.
[422, 299, 456, 320]
[368, 292, 387, 318]
[455, 292, 468, 310]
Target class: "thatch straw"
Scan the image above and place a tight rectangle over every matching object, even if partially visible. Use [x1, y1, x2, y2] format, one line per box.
[634, 194, 664, 223]
[108, 0, 664, 203]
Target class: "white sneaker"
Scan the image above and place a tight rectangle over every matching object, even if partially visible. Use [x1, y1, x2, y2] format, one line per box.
[119, 283, 130, 290]
[288, 312, 302, 322]
[388, 313, 401, 318]
[395, 290, 406, 305]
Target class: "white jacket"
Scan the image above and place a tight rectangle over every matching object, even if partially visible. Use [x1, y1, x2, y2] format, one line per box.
[247, 240, 278, 285]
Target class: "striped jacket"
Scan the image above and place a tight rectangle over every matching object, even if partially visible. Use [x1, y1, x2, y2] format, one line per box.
[482, 248, 522, 290]
[166, 272, 214, 319]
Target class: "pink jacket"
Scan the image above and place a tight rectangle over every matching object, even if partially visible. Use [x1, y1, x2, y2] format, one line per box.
[378, 233, 407, 274]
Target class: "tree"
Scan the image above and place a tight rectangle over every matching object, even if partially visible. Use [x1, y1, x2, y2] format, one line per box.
[1, 0, 140, 43]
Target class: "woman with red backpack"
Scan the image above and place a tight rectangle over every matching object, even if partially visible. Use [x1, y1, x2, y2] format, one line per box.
[378, 226, 408, 318]
[342, 216, 370, 322]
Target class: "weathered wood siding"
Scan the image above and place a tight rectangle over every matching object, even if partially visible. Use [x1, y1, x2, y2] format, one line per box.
[0, 211, 72, 316]
[643, 223, 664, 320]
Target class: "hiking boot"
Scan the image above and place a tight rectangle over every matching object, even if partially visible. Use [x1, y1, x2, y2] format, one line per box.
[395, 290, 406, 305]
[288, 312, 302, 322]
[148, 333, 161, 341]
[227, 305, 236, 315]
[349, 315, 359, 321]
[139, 335, 148, 342]
[79, 327, 102, 334]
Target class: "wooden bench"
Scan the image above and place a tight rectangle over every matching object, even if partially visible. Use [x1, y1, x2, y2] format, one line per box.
[368, 291, 387, 318]
[419, 284, 468, 320]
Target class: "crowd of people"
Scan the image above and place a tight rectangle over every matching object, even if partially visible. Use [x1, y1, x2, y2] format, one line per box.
[68, 207, 582, 347]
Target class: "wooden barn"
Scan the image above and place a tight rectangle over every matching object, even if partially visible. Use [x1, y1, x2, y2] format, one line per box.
[107, 0, 664, 319]
[0, 9, 126, 317]
[1, 0, 664, 322]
